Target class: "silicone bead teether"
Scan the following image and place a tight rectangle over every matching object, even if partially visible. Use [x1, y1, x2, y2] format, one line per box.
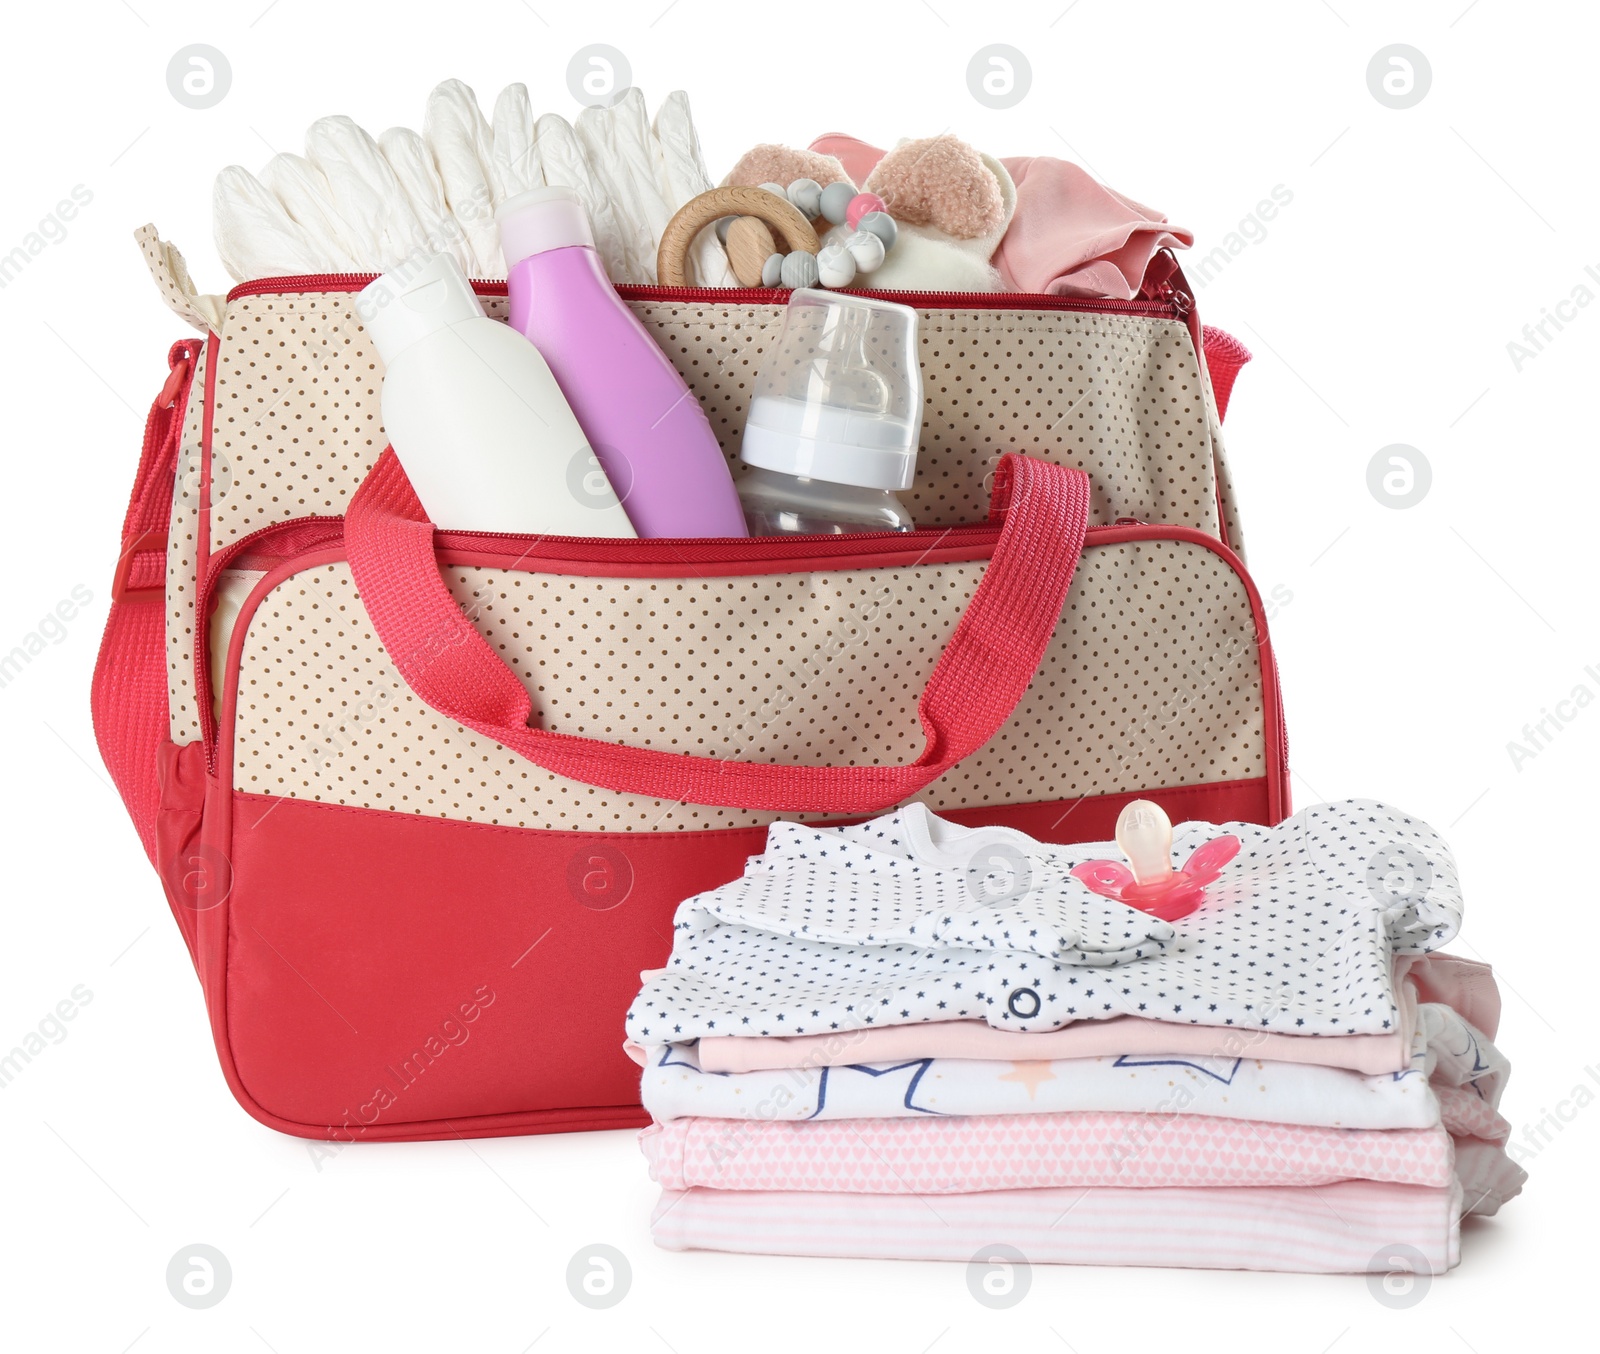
[845, 229, 886, 272]
[846, 192, 887, 230]
[787, 178, 824, 218]
[815, 242, 858, 288]
[820, 180, 856, 226]
[856, 211, 898, 249]
[1071, 800, 1241, 922]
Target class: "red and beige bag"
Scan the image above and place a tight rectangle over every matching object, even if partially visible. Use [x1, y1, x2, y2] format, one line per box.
[93, 228, 1284, 1142]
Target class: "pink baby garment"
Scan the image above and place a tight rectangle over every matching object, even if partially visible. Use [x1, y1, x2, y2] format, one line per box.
[994, 157, 1195, 298]
[639, 1111, 1459, 1194]
[650, 1179, 1467, 1274]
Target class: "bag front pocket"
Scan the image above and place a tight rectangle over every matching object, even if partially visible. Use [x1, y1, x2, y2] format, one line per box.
[194, 487, 1283, 1138]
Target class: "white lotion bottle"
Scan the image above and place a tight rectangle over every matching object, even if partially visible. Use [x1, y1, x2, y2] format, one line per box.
[359, 253, 636, 537]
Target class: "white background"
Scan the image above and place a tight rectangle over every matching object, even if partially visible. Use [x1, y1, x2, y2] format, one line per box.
[1, 1, 1592, 1350]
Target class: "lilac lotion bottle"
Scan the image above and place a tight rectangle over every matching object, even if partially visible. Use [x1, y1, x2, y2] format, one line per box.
[496, 187, 746, 538]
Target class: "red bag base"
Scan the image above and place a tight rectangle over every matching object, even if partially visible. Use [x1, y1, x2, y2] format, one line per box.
[171, 774, 1275, 1142]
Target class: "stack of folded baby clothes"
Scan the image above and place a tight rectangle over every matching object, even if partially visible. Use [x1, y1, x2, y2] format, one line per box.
[624, 799, 1525, 1273]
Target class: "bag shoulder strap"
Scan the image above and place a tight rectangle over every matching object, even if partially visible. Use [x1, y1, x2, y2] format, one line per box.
[91, 339, 202, 862]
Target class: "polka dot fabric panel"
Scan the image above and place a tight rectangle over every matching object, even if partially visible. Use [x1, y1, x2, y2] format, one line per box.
[202, 290, 1230, 553]
[920, 539, 1267, 807]
[165, 340, 211, 744]
[228, 539, 1266, 831]
[633, 303, 1224, 532]
[206, 294, 384, 548]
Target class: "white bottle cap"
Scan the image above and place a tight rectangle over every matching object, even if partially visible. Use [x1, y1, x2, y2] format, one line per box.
[358, 253, 486, 362]
[741, 398, 918, 491]
[739, 289, 921, 491]
[496, 186, 596, 267]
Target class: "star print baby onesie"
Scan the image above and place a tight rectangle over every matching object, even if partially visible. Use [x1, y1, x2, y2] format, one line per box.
[626, 993, 1508, 1130]
[624, 800, 1463, 1045]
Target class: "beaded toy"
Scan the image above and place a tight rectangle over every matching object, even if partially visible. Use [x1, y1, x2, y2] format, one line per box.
[657, 181, 900, 290]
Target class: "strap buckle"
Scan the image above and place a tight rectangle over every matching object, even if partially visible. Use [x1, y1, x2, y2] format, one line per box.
[158, 356, 192, 409]
[111, 529, 169, 605]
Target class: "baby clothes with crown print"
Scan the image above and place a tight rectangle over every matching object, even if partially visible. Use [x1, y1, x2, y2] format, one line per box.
[625, 800, 1464, 1045]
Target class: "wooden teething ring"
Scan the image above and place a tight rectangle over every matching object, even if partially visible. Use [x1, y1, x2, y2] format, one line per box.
[657, 185, 822, 286]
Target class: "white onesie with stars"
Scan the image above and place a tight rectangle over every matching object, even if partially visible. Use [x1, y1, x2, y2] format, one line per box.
[625, 800, 1463, 1045]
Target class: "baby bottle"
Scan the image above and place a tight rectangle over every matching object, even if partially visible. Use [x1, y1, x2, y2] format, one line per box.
[738, 289, 921, 535]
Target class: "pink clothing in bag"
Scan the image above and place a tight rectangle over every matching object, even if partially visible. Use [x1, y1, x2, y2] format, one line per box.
[994, 157, 1194, 298]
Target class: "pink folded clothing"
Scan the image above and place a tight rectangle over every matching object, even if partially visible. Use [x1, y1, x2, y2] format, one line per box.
[696, 1013, 1411, 1076]
[625, 786, 1524, 1276]
[994, 157, 1195, 298]
[651, 1178, 1465, 1274]
[1402, 952, 1502, 1037]
[640, 1111, 1457, 1194]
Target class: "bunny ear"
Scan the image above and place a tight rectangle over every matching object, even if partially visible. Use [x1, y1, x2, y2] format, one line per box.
[1072, 860, 1135, 897]
[863, 134, 1007, 240]
[1181, 836, 1241, 885]
[722, 144, 852, 191]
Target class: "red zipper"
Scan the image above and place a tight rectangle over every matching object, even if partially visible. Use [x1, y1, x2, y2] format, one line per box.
[434, 520, 1000, 563]
[224, 273, 1188, 319]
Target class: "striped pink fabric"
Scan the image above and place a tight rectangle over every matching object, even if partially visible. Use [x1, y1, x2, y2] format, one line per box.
[640, 1111, 1455, 1194]
[651, 1178, 1464, 1274]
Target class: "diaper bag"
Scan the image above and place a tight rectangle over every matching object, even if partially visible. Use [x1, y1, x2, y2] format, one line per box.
[91, 228, 1283, 1141]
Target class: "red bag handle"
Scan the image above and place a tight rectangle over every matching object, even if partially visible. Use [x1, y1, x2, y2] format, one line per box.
[344, 449, 1090, 815]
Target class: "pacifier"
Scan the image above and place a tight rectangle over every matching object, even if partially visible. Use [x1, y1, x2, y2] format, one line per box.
[1070, 800, 1240, 923]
